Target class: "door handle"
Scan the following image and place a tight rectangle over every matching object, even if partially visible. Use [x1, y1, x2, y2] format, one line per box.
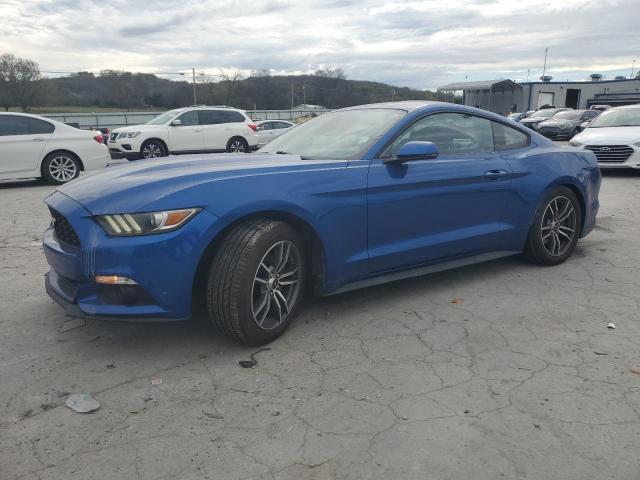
[32, 137, 46, 141]
[484, 169, 508, 179]
[194, 130, 201, 133]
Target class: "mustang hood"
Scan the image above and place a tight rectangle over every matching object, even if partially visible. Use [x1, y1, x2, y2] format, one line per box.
[55, 153, 346, 215]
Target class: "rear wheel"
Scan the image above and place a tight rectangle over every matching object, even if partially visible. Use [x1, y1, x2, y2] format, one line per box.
[226, 137, 249, 153]
[524, 187, 582, 266]
[140, 140, 167, 159]
[206, 220, 305, 345]
[42, 152, 80, 184]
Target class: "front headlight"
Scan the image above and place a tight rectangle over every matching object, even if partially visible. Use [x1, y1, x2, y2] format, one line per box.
[118, 131, 141, 139]
[96, 209, 200, 236]
[569, 139, 583, 147]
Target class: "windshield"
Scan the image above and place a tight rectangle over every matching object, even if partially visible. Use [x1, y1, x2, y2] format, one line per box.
[532, 109, 559, 119]
[553, 111, 584, 120]
[259, 108, 406, 160]
[146, 110, 182, 125]
[589, 108, 640, 128]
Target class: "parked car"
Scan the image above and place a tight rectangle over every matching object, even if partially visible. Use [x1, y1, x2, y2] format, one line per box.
[0, 112, 109, 184]
[507, 112, 530, 123]
[43, 101, 600, 345]
[93, 127, 110, 145]
[569, 104, 640, 169]
[520, 108, 572, 131]
[589, 105, 611, 112]
[108, 106, 260, 160]
[537, 110, 600, 140]
[255, 120, 294, 147]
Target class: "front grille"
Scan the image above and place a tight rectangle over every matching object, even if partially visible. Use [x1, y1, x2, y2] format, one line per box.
[109, 133, 118, 142]
[49, 207, 81, 247]
[584, 145, 634, 163]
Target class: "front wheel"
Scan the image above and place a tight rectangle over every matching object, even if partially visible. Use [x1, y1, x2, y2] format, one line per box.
[206, 220, 305, 345]
[140, 140, 167, 159]
[524, 187, 582, 266]
[226, 137, 249, 153]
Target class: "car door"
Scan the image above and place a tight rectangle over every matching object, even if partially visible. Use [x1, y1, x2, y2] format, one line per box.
[257, 122, 277, 143]
[167, 110, 203, 152]
[198, 110, 227, 151]
[367, 112, 513, 273]
[0, 115, 49, 178]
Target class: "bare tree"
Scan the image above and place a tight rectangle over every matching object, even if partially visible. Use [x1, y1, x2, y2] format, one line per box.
[0, 53, 42, 111]
[217, 68, 244, 105]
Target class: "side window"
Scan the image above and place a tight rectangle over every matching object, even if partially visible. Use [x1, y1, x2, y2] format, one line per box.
[382, 112, 494, 157]
[0, 115, 30, 136]
[258, 122, 272, 131]
[585, 111, 599, 119]
[276, 122, 291, 129]
[29, 118, 55, 134]
[219, 111, 245, 123]
[177, 111, 199, 126]
[198, 110, 223, 125]
[492, 121, 530, 151]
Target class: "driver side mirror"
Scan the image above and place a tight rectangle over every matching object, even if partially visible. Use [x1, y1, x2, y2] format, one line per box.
[170, 119, 182, 126]
[384, 141, 439, 165]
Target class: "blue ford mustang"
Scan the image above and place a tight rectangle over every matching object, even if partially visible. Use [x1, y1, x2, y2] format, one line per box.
[43, 101, 600, 345]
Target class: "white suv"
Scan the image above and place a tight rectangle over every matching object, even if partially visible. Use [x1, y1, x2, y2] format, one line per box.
[108, 106, 260, 160]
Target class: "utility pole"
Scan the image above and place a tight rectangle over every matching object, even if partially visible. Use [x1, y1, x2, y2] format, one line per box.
[192, 67, 197, 105]
[526, 69, 530, 82]
[541, 47, 549, 80]
[290, 80, 294, 110]
[632, 59, 636, 78]
[302, 84, 306, 106]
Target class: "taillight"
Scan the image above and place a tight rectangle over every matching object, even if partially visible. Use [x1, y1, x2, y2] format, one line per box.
[93, 135, 104, 144]
[248, 124, 257, 131]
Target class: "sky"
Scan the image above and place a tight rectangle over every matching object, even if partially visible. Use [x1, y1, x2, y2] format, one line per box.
[0, 0, 638, 90]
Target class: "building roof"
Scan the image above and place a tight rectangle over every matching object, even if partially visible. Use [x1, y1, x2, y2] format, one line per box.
[438, 79, 523, 92]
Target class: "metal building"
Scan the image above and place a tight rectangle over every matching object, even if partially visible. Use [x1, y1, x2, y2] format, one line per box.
[520, 78, 640, 110]
[437, 79, 524, 115]
[438, 77, 640, 114]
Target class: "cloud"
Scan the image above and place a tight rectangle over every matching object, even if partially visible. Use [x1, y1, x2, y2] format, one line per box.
[1, 0, 637, 90]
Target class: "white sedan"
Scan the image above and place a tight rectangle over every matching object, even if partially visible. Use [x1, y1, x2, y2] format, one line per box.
[255, 120, 294, 147]
[570, 105, 640, 169]
[0, 112, 109, 184]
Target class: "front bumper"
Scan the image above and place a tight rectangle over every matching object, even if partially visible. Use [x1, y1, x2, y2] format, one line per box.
[43, 191, 220, 321]
[583, 144, 640, 169]
[108, 137, 143, 160]
[538, 127, 575, 140]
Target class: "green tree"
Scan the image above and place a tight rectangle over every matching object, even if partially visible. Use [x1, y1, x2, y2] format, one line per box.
[0, 53, 42, 111]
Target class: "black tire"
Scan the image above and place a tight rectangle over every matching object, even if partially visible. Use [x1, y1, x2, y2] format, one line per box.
[42, 152, 80, 185]
[140, 140, 167, 159]
[206, 220, 306, 345]
[524, 186, 582, 266]
[226, 137, 249, 153]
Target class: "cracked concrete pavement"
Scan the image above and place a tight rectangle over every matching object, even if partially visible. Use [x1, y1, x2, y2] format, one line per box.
[2, 170, 640, 480]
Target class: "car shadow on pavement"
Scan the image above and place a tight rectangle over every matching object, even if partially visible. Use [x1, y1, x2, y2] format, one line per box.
[0, 179, 49, 189]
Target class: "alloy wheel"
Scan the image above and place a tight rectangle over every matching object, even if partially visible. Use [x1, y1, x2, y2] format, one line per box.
[251, 240, 302, 330]
[541, 195, 577, 257]
[229, 139, 246, 153]
[49, 156, 77, 182]
[142, 143, 162, 158]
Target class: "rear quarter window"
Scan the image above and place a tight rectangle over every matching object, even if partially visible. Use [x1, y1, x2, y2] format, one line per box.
[492, 122, 530, 151]
[29, 118, 55, 134]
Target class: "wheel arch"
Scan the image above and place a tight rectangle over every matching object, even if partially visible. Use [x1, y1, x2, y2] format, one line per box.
[41, 149, 84, 175]
[191, 209, 327, 312]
